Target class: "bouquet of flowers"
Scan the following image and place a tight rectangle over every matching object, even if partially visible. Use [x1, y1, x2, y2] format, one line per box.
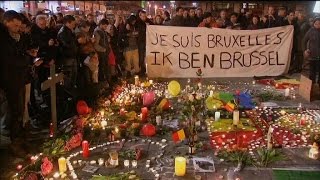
[64, 132, 83, 151]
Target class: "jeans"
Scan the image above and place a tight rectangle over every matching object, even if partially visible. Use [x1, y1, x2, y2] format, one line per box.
[138, 45, 146, 75]
[124, 49, 140, 74]
[62, 58, 78, 89]
[98, 52, 109, 82]
[5, 87, 26, 141]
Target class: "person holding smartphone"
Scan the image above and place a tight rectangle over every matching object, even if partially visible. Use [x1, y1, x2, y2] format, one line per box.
[24, 43, 43, 128]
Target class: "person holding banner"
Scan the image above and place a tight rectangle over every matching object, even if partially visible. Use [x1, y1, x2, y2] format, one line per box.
[136, 10, 152, 75]
[265, 6, 277, 28]
[303, 17, 320, 85]
[247, 15, 263, 30]
[218, 10, 231, 29]
[198, 12, 216, 28]
[170, 7, 184, 27]
[285, 11, 300, 74]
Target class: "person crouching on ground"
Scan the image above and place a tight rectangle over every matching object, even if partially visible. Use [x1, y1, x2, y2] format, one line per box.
[79, 52, 101, 107]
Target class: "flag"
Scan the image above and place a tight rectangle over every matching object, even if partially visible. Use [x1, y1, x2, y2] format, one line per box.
[225, 101, 235, 112]
[172, 129, 186, 143]
[157, 98, 170, 110]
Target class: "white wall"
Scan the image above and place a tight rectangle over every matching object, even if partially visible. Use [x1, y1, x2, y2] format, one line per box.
[313, 1, 320, 13]
[3, 1, 24, 12]
[48, 1, 60, 13]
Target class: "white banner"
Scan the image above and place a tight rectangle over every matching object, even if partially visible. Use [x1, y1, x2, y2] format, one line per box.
[146, 25, 294, 78]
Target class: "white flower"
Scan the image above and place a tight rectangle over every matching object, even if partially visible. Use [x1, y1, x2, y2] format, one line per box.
[105, 100, 111, 106]
[196, 93, 202, 100]
[188, 94, 194, 102]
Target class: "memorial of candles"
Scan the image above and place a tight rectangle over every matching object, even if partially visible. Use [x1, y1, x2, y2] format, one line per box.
[12, 75, 320, 179]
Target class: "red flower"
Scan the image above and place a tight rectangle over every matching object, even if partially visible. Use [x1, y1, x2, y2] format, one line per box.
[41, 157, 53, 176]
[135, 148, 143, 160]
[64, 133, 83, 151]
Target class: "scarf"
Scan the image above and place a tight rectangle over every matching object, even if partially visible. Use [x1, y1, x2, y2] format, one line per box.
[84, 56, 99, 83]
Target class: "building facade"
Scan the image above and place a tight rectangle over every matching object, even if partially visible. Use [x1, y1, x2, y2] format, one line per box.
[0, 1, 317, 17]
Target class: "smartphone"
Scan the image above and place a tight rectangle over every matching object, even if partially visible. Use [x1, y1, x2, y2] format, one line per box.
[33, 57, 41, 63]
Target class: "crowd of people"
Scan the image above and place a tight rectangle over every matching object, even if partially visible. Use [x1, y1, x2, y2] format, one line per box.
[0, 5, 319, 157]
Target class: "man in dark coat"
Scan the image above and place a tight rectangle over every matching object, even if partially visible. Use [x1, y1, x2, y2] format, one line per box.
[87, 13, 97, 37]
[0, 10, 30, 157]
[170, 7, 184, 26]
[284, 11, 300, 73]
[303, 17, 320, 85]
[264, 6, 277, 28]
[136, 10, 153, 75]
[275, 7, 287, 27]
[93, 18, 109, 82]
[57, 15, 78, 89]
[31, 14, 58, 92]
[187, 8, 199, 27]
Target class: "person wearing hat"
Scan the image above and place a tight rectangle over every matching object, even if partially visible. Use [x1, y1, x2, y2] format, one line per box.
[198, 12, 216, 28]
[303, 17, 320, 85]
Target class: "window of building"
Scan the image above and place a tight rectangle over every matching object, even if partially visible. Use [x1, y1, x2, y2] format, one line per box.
[215, 2, 233, 10]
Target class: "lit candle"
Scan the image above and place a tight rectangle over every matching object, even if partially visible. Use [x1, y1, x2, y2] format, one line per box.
[233, 110, 240, 126]
[131, 89, 136, 95]
[252, 80, 256, 85]
[53, 172, 60, 179]
[134, 75, 139, 86]
[124, 160, 130, 168]
[120, 108, 126, 116]
[49, 122, 54, 138]
[284, 88, 290, 97]
[100, 110, 105, 116]
[149, 79, 153, 84]
[98, 158, 104, 166]
[175, 156, 186, 176]
[82, 140, 90, 158]
[215, 111, 220, 121]
[266, 126, 273, 150]
[300, 116, 306, 126]
[132, 160, 138, 168]
[156, 115, 162, 126]
[58, 157, 67, 173]
[141, 107, 148, 122]
[101, 120, 107, 128]
[209, 90, 214, 97]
